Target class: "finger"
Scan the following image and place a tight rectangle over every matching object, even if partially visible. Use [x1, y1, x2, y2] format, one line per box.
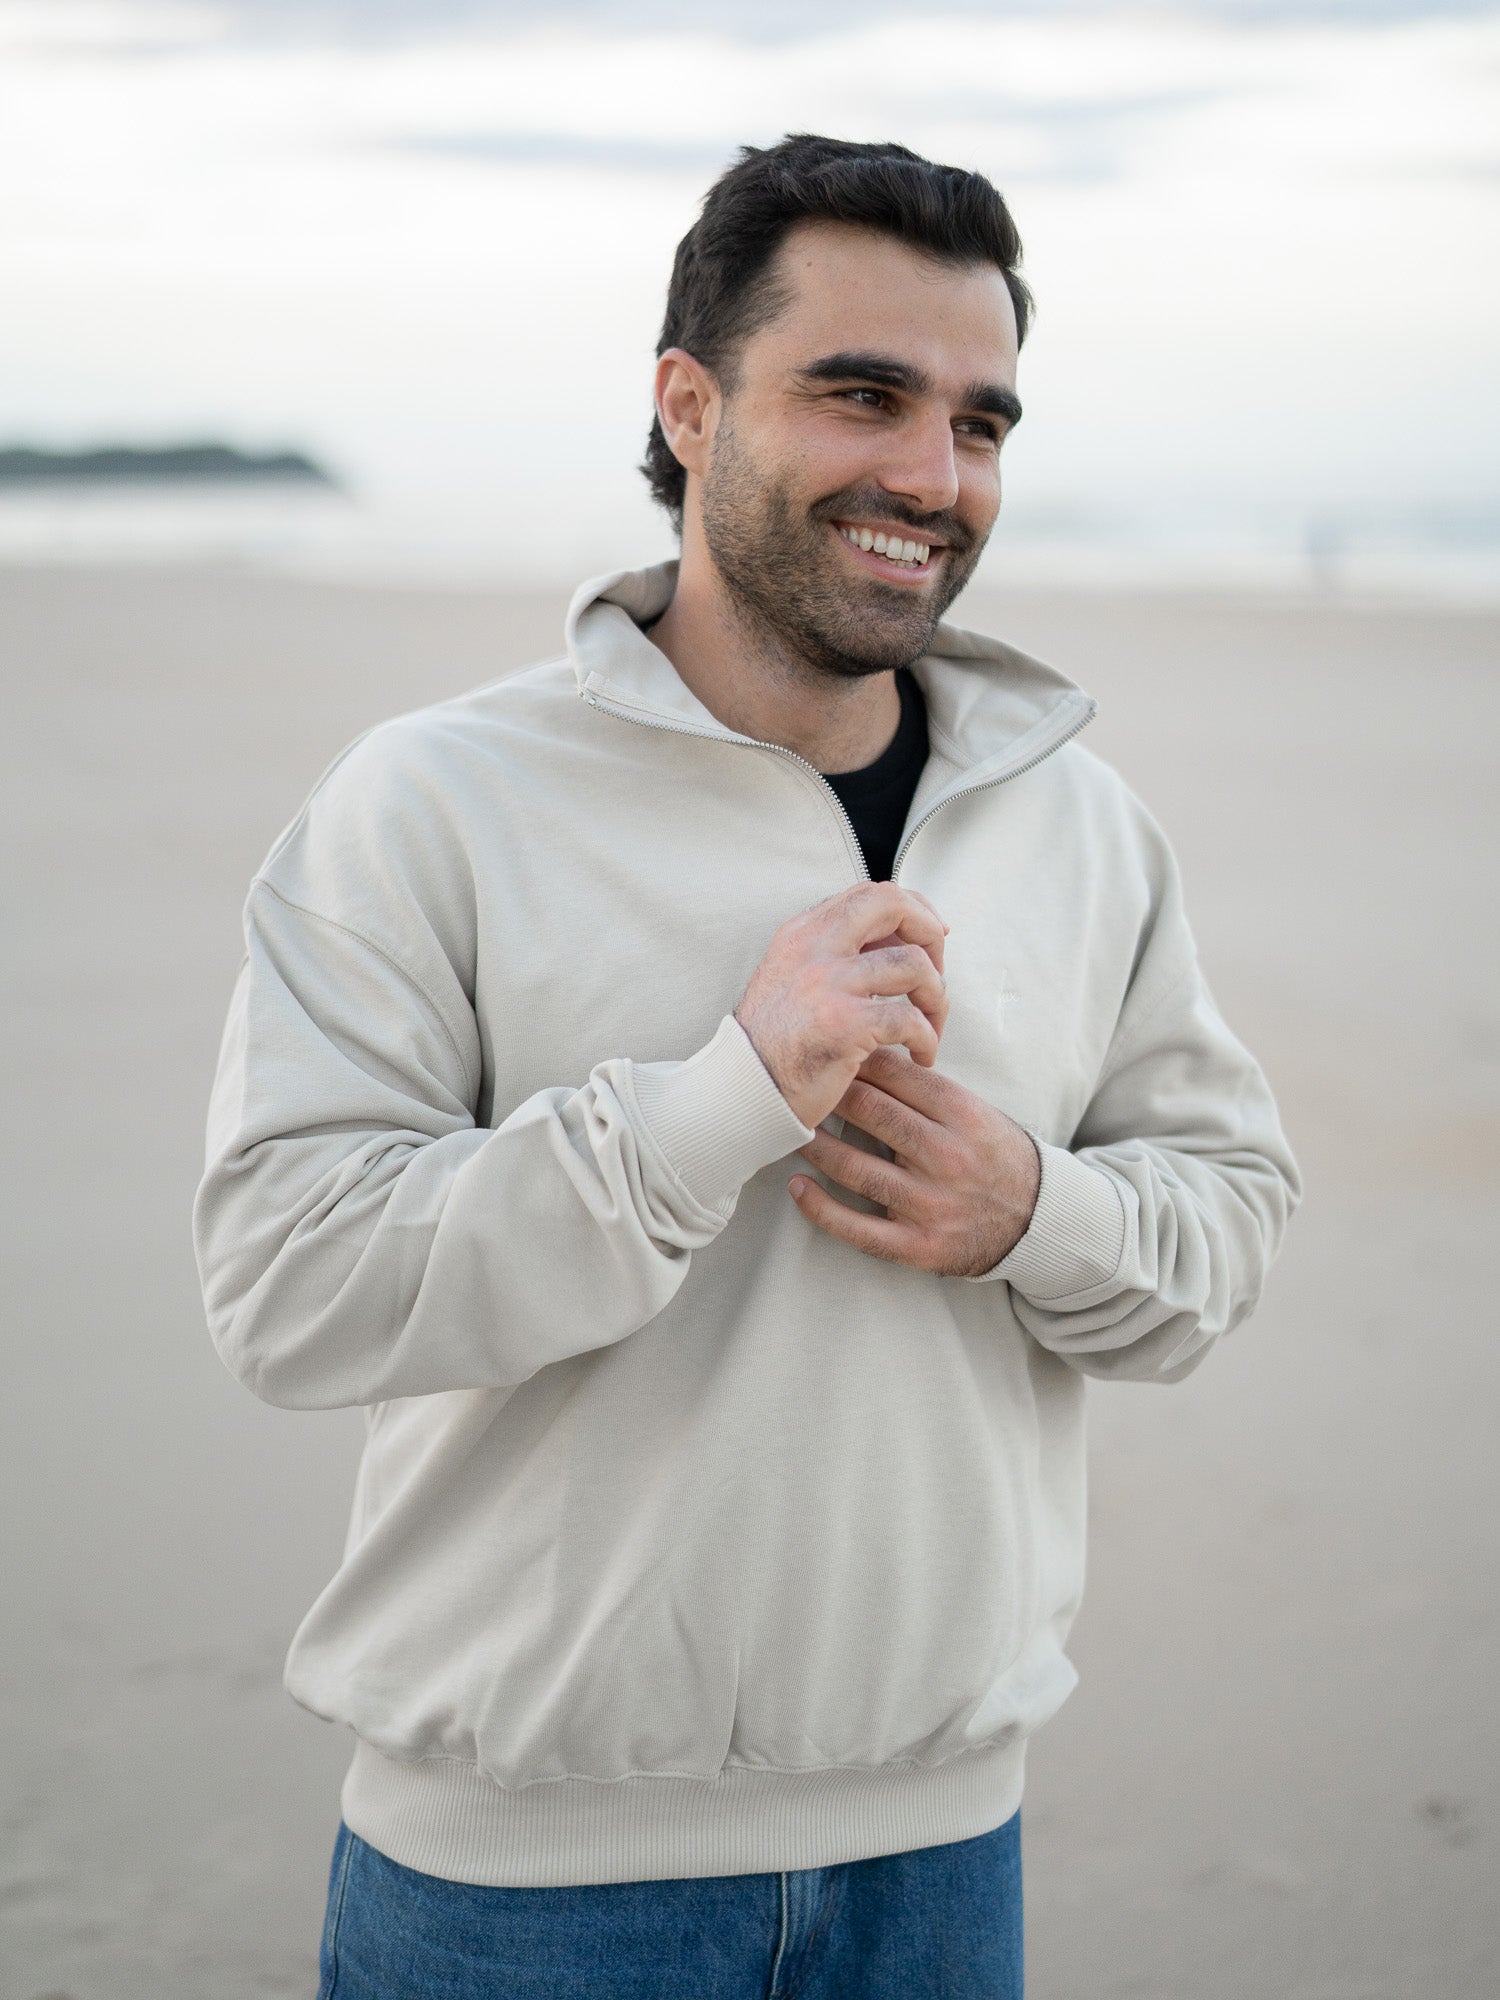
[904, 888, 948, 927]
[862, 925, 945, 980]
[788, 1173, 928, 1266]
[818, 883, 948, 968]
[855, 1044, 968, 1111]
[886, 904, 949, 980]
[885, 901, 947, 978]
[832, 1075, 944, 1162]
[891, 887, 950, 954]
[842, 944, 948, 1036]
[797, 1131, 920, 1216]
[865, 995, 941, 1066]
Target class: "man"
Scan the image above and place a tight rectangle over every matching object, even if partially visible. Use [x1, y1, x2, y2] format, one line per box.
[194, 134, 1301, 1997]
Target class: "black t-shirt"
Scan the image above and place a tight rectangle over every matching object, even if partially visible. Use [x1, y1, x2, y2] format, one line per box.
[820, 668, 930, 882]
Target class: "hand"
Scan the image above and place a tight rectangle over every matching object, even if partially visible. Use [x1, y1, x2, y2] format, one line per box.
[734, 883, 950, 1130]
[788, 1045, 1042, 1276]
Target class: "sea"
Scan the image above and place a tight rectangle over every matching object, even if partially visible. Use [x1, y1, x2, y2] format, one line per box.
[1, 479, 1497, 603]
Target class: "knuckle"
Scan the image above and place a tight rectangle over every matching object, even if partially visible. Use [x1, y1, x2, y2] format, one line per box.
[845, 1079, 882, 1122]
[890, 1107, 923, 1153]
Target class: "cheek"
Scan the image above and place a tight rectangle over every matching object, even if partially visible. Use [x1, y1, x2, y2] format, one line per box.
[791, 412, 893, 493]
[964, 458, 1003, 518]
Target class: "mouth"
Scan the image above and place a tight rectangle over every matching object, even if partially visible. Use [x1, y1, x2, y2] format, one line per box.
[831, 519, 944, 583]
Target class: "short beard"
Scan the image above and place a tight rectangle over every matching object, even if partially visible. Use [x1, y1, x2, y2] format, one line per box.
[699, 416, 987, 683]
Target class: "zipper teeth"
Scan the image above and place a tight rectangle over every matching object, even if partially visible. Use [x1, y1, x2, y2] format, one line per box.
[583, 689, 1097, 882]
[888, 698, 1097, 878]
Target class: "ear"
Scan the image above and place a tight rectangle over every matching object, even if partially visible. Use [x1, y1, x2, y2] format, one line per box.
[654, 348, 721, 482]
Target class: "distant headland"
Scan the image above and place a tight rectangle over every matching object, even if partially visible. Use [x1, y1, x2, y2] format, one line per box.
[0, 443, 337, 486]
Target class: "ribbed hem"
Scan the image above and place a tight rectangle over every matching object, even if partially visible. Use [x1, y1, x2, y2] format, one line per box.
[341, 1735, 1027, 1887]
[970, 1139, 1126, 1301]
[627, 1014, 815, 1218]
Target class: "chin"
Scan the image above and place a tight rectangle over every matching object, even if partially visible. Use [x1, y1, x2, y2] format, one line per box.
[813, 605, 939, 678]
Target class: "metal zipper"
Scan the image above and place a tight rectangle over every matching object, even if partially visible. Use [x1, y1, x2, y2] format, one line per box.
[887, 697, 1098, 879]
[582, 687, 1097, 883]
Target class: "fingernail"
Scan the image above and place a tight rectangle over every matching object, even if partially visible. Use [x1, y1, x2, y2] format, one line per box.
[789, 1177, 806, 1196]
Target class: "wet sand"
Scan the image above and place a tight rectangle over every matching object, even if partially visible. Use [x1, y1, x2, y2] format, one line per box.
[2, 563, 1496, 1997]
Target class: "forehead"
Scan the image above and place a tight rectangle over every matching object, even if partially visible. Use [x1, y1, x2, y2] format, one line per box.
[747, 219, 1019, 383]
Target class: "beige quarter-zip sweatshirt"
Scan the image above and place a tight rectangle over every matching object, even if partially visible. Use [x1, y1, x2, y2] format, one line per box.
[193, 561, 1301, 1886]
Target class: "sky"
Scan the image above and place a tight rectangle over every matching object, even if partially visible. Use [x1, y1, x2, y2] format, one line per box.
[1, 0, 1497, 588]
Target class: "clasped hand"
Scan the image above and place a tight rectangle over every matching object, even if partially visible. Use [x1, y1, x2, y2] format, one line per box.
[731, 881, 1040, 1278]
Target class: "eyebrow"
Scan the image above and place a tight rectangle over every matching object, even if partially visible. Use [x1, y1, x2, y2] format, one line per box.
[797, 349, 1022, 428]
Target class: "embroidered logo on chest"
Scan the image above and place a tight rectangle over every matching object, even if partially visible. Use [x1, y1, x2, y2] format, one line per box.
[994, 970, 1021, 1035]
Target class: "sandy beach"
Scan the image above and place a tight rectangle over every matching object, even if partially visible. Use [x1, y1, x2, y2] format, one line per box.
[2, 561, 1496, 1998]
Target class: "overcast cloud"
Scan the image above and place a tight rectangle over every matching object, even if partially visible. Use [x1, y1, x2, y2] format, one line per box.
[150, 0, 1500, 38]
[2, 0, 1496, 588]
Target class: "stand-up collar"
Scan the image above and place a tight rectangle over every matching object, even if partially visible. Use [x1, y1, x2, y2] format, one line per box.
[565, 559, 1097, 787]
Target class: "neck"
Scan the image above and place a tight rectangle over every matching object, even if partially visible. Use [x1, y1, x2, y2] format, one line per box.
[646, 527, 901, 775]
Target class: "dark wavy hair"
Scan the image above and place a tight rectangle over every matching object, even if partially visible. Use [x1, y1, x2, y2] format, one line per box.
[641, 133, 1033, 533]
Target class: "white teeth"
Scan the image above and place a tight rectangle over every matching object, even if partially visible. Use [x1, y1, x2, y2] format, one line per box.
[838, 526, 931, 565]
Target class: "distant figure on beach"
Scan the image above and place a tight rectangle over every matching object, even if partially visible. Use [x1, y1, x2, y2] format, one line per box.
[194, 134, 1301, 1998]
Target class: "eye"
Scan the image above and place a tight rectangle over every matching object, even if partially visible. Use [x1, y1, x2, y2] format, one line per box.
[838, 387, 889, 410]
[956, 419, 1001, 443]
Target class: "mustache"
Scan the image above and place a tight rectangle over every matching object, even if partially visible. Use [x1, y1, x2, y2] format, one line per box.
[811, 486, 976, 554]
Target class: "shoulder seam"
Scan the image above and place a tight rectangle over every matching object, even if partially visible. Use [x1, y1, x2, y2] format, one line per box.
[249, 878, 478, 1104]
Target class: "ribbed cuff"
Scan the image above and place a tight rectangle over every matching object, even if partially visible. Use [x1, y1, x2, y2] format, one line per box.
[967, 1138, 1126, 1301]
[627, 1014, 815, 1218]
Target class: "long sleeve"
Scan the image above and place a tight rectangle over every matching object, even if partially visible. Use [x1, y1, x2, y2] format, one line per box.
[192, 878, 811, 1411]
[969, 829, 1303, 1385]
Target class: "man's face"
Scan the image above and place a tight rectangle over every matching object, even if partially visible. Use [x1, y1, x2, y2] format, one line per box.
[694, 220, 1021, 679]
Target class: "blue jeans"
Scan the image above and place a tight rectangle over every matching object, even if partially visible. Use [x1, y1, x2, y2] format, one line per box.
[317, 1812, 1023, 1998]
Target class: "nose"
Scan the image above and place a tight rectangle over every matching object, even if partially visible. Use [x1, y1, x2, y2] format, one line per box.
[876, 408, 960, 517]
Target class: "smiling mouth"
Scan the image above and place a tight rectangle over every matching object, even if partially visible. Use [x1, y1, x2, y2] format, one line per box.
[833, 521, 942, 572]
